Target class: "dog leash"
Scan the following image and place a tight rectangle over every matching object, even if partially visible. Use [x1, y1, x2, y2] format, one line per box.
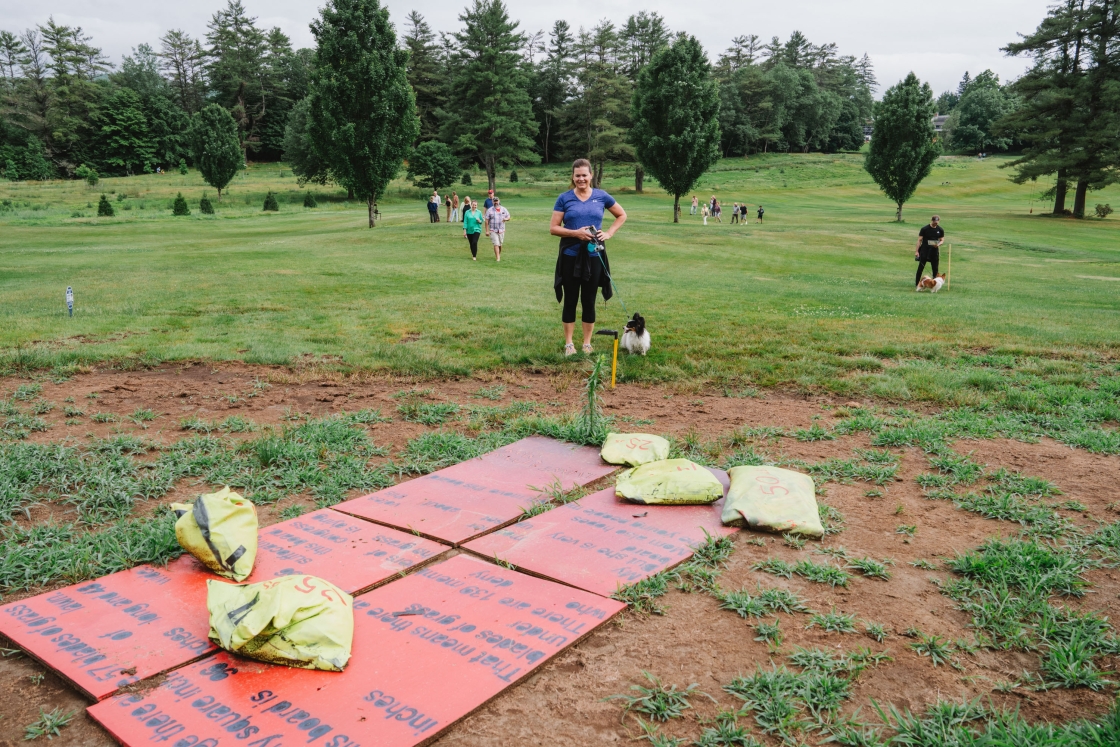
[591, 238, 630, 318]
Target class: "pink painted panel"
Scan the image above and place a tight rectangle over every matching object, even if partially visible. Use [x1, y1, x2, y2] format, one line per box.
[332, 436, 615, 545]
[88, 554, 624, 747]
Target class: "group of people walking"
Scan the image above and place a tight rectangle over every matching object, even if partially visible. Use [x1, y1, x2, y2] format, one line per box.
[430, 188, 510, 261]
[691, 195, 763, 225]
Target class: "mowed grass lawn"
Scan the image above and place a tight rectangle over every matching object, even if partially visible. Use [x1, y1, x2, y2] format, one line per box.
[1, 153, 1118, 403]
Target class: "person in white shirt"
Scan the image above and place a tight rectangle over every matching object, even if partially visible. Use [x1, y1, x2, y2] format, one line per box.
[484, 197, 511, 262]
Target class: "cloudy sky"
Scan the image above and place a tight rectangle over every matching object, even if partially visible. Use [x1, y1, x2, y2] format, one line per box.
[3, 0, 1051, 95]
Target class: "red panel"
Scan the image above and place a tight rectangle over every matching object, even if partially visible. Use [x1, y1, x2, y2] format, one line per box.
[0, 556, 212, 700]
[88, 554, 625, 747]
[0, 510, 447, 700]
[463, 472, 736, 597]
[332, 436, 615, 545]
[253, 509, 449, 593]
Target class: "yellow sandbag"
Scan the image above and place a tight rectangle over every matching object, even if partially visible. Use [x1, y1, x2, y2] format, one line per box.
[172, 487, 258, 581]
[616, 459, 723, 505]
[600, 432, 671, 467]
[723, 466, 823, 537]
[207, 575, 353, 671]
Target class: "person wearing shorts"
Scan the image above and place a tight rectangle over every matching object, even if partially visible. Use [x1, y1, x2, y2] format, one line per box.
[485, 197, 510, 261]
[550, 158, 628, 357]
[915, 215, 945, 287]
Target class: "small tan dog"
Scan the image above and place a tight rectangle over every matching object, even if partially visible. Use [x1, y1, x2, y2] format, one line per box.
[916, 273, 946, 293]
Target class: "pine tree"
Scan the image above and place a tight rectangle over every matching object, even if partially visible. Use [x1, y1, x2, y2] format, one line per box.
[200, 194, 215, 214]
[303, 191, 317, 208]
[630, 34, 721, 222]
[262, 190, 278, 211]
[568, 21, 633, 187]
[1002, 0, 1120, 217]
[402, 12, 445, 142]
[533, 21, 575, 164]
[97, 194, 114, 216]
[306, 0, 418, 227]
[509, 170, 518, 182]
[179, 158, 188, 175]
[461, 172, 472, 185]
[864, 72, 940, 221]
[172, 192, 191, 215]
[188, 104, 242, 200]
[205, 0, 269, 160]
[442, 0, 539, 191]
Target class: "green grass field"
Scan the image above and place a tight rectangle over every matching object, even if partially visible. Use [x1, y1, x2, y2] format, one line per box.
[1, 153, 1118, 408]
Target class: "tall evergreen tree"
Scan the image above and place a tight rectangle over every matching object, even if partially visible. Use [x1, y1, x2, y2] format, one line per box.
[283, 97, 331, 185]
[402, 12, 445, 143]
[159, 30, 207, 115]
[945, 70, 1016, 152]
[567, 21, 633, 186]
[442, 0, 539, 191]
[620, 12, 670, 80]
[630, 34, 721, 222]
[113, 44, 190, 169]
[205, 0, 269, 161]
[97, 88, 155, 175]
[188, 103, 242, 200]
[38, 18, 110, 171]
[864, 72, 940, 221]
[1002, 0, 1120, 217]
[307, 0, 419, 227]
[533, 21, 574, 164]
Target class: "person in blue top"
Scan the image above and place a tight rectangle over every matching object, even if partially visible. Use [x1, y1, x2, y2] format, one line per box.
[549, 158, 628, 357]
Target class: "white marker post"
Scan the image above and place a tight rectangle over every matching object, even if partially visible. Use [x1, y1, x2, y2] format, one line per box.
[66, 286, 73, 317]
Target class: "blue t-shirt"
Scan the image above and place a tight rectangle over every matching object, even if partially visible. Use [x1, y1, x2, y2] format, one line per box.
[554, 188, 616, 256]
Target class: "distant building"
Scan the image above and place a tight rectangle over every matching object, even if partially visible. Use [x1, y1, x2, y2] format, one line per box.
[862, 114, 948, 142]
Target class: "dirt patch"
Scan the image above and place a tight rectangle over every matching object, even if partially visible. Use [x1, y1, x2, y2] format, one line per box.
[1, 363, 1118, 746]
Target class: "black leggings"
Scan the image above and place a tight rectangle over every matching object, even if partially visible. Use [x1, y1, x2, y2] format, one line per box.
[466, 232, 480, 257]
[916, 251, 939, 286]
[561, 254, 602, 324]
[429, 210, 438, 223]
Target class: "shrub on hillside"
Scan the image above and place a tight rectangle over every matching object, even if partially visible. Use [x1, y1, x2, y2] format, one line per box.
[172, 193, 190, 216]
[303, 192, 318, 208]
[199, 194, 214, 214]
[1095, 204, 1113, 219]
[509, 170, 518, 182]
[178, 159, 188, 175]
[461, 172, 472, 185]
[97, 194, 114, 217]
[263, 191, 279, 211]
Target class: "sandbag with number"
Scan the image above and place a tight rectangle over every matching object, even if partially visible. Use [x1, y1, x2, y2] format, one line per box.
[207, 575, 353, 671]
[723, 466, 822, 537]
[600, 432, 671, 467]
[615, 459, 724, 505]
[172, 487, 258, 581]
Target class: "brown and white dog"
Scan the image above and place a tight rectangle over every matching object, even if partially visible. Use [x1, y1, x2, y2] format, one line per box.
[916, 273, 946, 293]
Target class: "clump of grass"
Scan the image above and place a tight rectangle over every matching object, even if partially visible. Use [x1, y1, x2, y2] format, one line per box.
[752, 558, 794, 579]
[928, 451, 985, 485]
[130, 408, 157, 423]
[279, 503, 306, 520]
[783, 533, 807, 550]
[793, 559, 850, 587]
[896, 524, 917, 537]
[613, 572, 673, 615]
[793, 424, 835, 442]
[24, 707, 75, 740]
[754, 619, 783, 646]
[62, 405, 84, 417]
[398, 401, 460, 425]
[609, 671, 700, 722]
[719, 589, 769, 618]
[91, 412, 117, 423]
[807, 609, 858, 633]
[31, 400, 54, 414]
[11, 383, 42, 401]
[909, 632, 955, 666]
[986, 467, 1060, 497]
[473, 384, 506, 400]
[910, 559, 937, 570]
[864, 621, 890, 642]
[521, 478, 585, 519]
[846, 557, 892, 580]
[819, 503, 845, 535]
[694, 712, 760, 747]
[180, 415, 216, 432]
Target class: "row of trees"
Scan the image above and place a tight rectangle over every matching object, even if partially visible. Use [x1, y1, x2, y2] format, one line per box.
[0, 1, 308, 179]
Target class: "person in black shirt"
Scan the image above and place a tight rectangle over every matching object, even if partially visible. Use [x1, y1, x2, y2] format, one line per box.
[915, 215, 944, 288]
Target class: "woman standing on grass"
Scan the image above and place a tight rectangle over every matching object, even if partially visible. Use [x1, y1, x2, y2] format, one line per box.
[462, 197, 483, 260]
[550, 158, 627, 357]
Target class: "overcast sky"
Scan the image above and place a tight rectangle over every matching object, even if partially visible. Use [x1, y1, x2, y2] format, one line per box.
[2, 0, 1052, 95]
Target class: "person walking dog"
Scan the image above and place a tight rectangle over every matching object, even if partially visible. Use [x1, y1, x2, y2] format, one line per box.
[462, 197, 483, 260]
[485, 197, 511, 261]
[550, 158, 628, 357]
[915, 215, 945, 288]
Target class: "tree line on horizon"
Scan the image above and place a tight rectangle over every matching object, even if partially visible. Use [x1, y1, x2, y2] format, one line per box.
[0, 0, 1116, 220]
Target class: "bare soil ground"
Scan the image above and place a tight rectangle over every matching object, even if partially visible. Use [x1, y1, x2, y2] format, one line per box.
[2, 363, 1118, 746]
